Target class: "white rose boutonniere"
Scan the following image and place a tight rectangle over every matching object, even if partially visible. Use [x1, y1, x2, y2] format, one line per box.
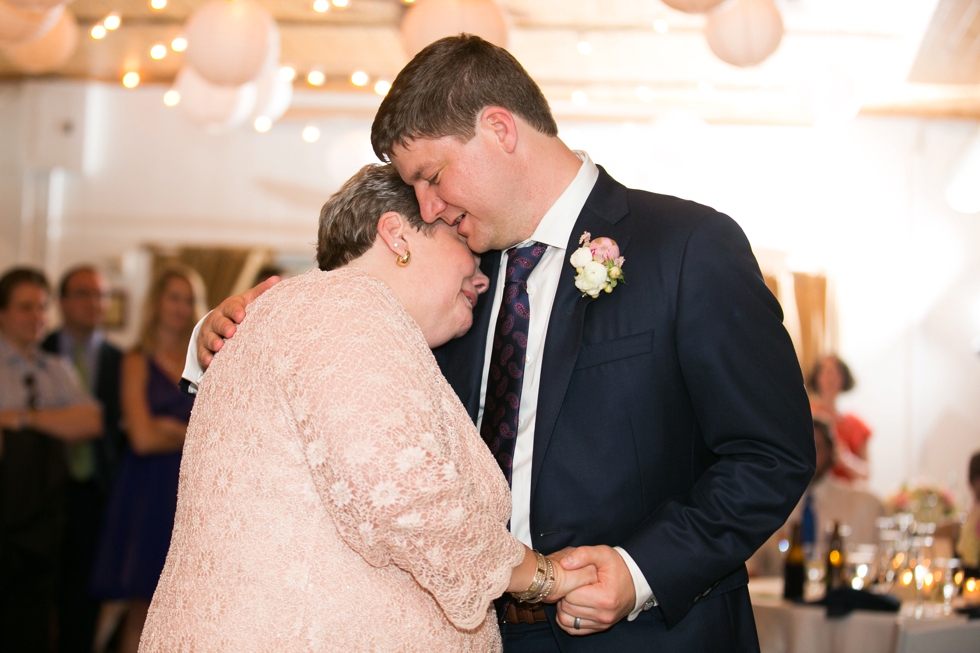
[570, 232, 625, 298]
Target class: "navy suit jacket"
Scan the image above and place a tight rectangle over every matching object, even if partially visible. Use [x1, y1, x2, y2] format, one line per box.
[42, 331, 125, 494]
[433, 168, 815, 651]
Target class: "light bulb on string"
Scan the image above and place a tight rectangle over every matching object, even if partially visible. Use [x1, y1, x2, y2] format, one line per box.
[302, 125, 321, 143]
[374, 80, 391, 96]
[279, 66, 297, 82]
[332, 0, 349, 7]
[571, 90, 588, 106]
[654, 19, 669, 34]
[307, 70, 325, 86]
[163, 90, 180, 106]
[577, 40, 592, 55]
[171, 37, 187, 52]
[254, 116, 272, 133]
[122, 72, 140, 88]
[150, 0, 167, 9]
[150, 44, 167, 60]
[350, 71, 369, 87]
[104, 13, 121, 30]
[91, 24, 107, 39]
[313, 0, 329, 12]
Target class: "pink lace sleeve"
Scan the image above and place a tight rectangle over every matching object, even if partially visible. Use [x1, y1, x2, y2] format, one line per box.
[277, 279, 523, 630]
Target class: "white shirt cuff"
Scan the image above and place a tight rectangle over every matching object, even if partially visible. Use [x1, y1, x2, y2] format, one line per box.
[181, 314, 209, 394]
[613, 546, 657, 621]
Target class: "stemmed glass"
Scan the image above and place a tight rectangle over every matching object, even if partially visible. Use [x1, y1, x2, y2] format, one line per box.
[940, 558, 964, 616]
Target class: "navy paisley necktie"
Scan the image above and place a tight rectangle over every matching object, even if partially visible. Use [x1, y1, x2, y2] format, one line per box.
[480, 243, 547, 486]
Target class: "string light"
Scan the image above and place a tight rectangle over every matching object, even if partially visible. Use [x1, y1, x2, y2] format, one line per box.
[653, 19, 668, 34]
[571, 90, 588, 106]
[350, 71, 369, 87]
[279, 66, 297, 82]
[104, 13, 121, 30]
[150, 0, 167, 9]
[254, 116, 272, 132]
[91, 24, 107, 39]
[150, 44, 167, 60]
[171, 37, 187, 52]
[374, 80, 391, 96]
[577, 41, 592, 55]
[332, 0, 349, 6]
[163, 90, 180, 106]
[122, 72, 140, 88]
[302, 125, 321, 143]
[312, 0, 329, 12]
[307, 70, 326, 86]
[635, 86, 654, 102]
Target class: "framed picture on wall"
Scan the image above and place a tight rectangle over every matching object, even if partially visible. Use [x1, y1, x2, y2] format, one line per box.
[104, 289, 127, 330]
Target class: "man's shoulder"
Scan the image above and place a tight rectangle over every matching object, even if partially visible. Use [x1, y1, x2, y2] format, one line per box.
[41, 330, 61, 354]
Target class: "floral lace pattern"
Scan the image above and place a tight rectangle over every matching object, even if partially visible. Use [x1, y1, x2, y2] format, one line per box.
[140, 268, 524, 652]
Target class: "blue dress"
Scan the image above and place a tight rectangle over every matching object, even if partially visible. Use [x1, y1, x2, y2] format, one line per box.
[90, 356, 194, 601]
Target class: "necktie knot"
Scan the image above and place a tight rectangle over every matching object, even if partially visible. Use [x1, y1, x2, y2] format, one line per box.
[505, 243, 547, 286]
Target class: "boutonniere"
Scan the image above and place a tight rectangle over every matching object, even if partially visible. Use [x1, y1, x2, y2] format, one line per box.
[569, 232, 625, 298]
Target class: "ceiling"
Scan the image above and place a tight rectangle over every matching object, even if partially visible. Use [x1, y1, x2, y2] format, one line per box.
[2, 0, 980, 124]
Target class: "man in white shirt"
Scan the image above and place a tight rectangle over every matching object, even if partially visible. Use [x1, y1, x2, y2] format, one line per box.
[185, 35, 814, 652]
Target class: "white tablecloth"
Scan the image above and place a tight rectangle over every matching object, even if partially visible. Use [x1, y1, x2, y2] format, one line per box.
[750, 578, 980, 653]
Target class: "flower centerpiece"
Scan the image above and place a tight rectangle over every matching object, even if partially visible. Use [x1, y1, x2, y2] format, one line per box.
[886, 483, 959, 524]
[570, 232, 625, 298]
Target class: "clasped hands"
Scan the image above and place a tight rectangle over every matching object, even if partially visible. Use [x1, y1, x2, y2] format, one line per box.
[198, 285, 638, 636]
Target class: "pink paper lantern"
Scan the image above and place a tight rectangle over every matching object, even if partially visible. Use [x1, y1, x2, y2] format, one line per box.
[184, 0, 279, 87]
[174, 65, 257, 132]
[705, 0, 784, 68]
[661, 0, 726, 14]
[0, 0, 63, 46]
[2, 6, 77, 73]
[400, 0, 509, 59]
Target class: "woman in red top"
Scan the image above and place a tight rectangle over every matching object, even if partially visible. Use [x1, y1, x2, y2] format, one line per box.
[808, 355, 871, 483]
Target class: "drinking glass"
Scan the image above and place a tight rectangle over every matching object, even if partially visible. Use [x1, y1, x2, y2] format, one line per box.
[939, 558, 964, 615]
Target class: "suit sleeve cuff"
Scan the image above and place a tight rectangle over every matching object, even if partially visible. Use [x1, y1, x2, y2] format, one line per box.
[613, 546, 658, 621]
[180, 313, 209, 395]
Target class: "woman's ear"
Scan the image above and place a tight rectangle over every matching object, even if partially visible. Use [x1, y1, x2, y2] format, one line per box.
[376, 211, 409, 255]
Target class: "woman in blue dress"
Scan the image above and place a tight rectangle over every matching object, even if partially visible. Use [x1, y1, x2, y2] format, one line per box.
[90, 265, 205, 653]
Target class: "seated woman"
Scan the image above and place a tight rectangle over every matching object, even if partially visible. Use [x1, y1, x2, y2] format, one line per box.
[139, 165, 595, 652]
[808, 354, 872, 484]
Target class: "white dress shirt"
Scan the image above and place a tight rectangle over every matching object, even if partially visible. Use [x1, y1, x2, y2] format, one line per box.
[182, 151, 655, 617]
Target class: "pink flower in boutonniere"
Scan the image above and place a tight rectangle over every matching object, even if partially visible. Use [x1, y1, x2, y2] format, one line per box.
[570, 232, 625, 298]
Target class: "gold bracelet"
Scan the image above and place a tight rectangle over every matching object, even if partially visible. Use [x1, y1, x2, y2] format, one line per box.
[510, 550, 548, 602]
[524, 556, 557, 604]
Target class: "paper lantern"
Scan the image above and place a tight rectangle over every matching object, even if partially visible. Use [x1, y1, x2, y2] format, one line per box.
[174, 66, 257, 132]
[184, 0, 279, 87]
[400, 0, 509, 59]
[3, 0, 66, 11]
[0, 0, 63, 45]
[250, 63, 293, 124]
[705, 0, 783, 68]
[1, 6, 77, 73]
[661, 0, 726, 14]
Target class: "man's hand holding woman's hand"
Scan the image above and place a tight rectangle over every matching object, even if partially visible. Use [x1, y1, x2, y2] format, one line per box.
[195, 277, 279, 369]
[541, 548, 597, 604]
[554, 545, 637, 635]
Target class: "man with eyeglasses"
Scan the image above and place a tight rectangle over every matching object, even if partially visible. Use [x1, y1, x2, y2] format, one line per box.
[0, 267, 102, 653]
[41, 266, 125, 653]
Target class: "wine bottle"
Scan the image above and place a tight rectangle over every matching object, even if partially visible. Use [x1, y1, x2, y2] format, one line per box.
[826, 521, 845, 593]
[783, 522, 806, 601]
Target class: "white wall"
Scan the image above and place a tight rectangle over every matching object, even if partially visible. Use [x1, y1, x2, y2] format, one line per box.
[1, 80, 977, 506]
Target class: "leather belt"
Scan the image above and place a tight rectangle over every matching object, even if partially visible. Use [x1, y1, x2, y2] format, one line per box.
[502, 601, 548, 625]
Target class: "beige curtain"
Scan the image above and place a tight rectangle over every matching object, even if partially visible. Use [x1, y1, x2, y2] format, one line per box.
[151, 246, 272, 310]
[793, 272, 827, 382]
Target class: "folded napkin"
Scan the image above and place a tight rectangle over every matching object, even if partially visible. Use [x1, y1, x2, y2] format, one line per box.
[955, 604, 980, 620]
[816, 588, 901, 618]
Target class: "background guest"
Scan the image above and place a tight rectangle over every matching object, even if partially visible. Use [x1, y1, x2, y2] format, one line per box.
[0, 267, 102, 653]
[808, 354, 872, 483]
[747, 417, 885, 577]
[89, 266, 204, 653]
[958, 451, 980, 579]
[41, 266, 125, 653]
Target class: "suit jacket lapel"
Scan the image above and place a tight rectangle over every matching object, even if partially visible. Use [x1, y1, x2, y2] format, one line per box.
[531, 168, 632, 499]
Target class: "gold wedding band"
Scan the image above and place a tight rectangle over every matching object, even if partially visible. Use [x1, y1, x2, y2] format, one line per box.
[574, 617, 581, 630]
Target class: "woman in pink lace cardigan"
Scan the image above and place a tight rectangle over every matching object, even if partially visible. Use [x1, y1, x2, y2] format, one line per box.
[139, 165, 595, 652]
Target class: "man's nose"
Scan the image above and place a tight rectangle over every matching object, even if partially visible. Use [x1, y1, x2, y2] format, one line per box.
[416, 186, 448, 224]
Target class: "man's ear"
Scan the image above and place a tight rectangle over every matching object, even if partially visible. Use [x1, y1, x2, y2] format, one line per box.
[480, 106, 519, 154]
[376, 211, 409, 255]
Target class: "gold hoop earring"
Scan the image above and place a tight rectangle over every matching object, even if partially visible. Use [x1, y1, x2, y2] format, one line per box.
[395, 250, 411, 267]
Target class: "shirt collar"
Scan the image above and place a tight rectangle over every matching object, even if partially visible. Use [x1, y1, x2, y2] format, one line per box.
[59, 328, 104, 353]
[521, 150, 599, 252]
[0, 334, 43, 368]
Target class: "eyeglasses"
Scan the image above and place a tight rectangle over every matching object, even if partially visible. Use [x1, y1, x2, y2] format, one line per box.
[65, 290, 110, 301]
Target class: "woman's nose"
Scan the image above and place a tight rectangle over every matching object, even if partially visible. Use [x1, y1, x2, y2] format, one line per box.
[472, 270, 490, 295]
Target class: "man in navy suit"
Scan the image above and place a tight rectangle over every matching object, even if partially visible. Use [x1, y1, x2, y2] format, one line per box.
[189, 35, 813, 652]
[42, 266, 124, 653]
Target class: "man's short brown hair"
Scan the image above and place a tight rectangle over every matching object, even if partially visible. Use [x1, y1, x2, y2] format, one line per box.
[370, 34, 558, 161]
[0, 267, 49, 310]
[316, 164, 432, 271]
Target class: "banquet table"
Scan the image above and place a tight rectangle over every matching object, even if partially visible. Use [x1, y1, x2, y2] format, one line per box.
[749, 578, 980, 653]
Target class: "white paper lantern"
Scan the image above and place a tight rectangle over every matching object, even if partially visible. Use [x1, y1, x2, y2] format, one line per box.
[184, 0, 279, 87]
[174, 65, 257, 132]
[250, 63, 293, 124]
[661, 0, 726, 14]
[0, 0, 63, 45]
[3, 0, 67, 11]
[705, 0, 783, 68]
[400, 0, 509, 59]
[1, 6, 76, 73]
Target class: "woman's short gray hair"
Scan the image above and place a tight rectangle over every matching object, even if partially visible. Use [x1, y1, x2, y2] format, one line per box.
[316, 164, 431, 271]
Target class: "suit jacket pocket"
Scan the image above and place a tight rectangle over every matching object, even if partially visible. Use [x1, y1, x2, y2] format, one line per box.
[574, 330, 654, 370]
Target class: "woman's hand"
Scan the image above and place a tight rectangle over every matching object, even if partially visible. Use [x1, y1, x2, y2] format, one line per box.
[543, 548, 597, 603]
